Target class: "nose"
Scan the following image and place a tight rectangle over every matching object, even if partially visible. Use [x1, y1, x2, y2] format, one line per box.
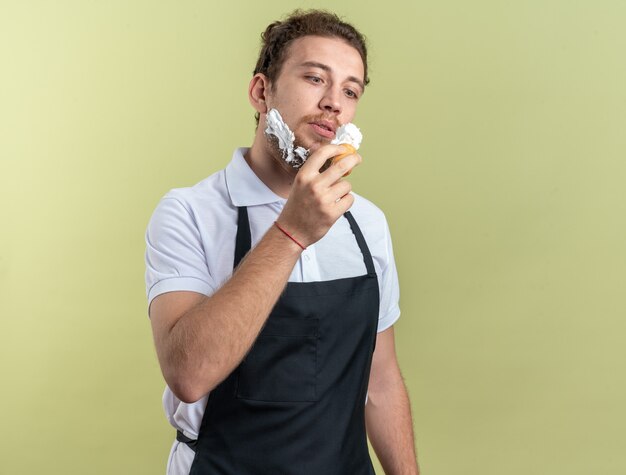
[319, 86, 342, 115]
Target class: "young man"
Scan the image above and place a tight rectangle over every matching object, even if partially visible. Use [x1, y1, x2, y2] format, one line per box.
[145, 10, 419, 475]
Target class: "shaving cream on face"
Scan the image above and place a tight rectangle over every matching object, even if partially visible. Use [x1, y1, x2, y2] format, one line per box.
[264, 108, 362, 168]
[265, 109, 309, 168]
[331, 123, 363, 150]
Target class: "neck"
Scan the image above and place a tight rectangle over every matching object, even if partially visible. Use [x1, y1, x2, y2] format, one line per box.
[245, 134, 297, 199]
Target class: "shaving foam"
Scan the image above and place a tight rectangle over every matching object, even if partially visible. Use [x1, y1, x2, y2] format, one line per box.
[264, 108, 362, 168]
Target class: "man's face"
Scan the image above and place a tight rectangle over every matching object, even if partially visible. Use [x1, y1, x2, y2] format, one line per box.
[264, 35, 365, 154]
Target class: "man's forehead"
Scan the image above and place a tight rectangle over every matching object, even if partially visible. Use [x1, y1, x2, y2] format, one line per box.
[282, 35, 365, 82]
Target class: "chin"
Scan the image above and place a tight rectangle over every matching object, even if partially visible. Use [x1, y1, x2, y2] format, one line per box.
[297, 137, 330, 153]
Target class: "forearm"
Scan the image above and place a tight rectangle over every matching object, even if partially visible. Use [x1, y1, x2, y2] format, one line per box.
[163, 225, 302, 402]
[154, 145, 361, 403]
[365, 378, 420, 475]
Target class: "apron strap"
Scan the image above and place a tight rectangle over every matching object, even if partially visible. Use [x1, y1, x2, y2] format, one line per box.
[176, 430, 198, 452]
[234, 206, 251, 269]
[343, 211, 376, 277]
[234, 207, 376, 277]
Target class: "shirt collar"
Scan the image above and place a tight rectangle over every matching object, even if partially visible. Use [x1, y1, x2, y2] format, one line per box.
[225, 148, 287, 207]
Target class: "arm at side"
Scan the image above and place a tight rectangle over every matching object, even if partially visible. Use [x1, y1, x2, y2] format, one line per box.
[365, 326, 420, 475]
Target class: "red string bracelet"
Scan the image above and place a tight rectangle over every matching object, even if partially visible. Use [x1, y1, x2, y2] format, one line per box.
[274, 221, 306, 250]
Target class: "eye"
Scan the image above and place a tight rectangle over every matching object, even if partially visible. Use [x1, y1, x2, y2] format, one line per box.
[306, 75, 322, 84]
[345, 89, 359, 99]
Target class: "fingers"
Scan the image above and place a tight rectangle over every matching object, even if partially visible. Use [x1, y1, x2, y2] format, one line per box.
[298, 144, 351, 180]
[329, 179, 352, 203]
[318, 151, 362, 187]
[334, 191, 355, 214]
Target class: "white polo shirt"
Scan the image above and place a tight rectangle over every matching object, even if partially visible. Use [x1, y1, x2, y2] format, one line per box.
[145, 147, 401, 474]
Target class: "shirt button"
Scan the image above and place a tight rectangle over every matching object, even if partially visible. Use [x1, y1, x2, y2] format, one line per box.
[304, 254, 310, 262]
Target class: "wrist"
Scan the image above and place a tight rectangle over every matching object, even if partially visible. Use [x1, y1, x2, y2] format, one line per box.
[273, 221, 307, 251]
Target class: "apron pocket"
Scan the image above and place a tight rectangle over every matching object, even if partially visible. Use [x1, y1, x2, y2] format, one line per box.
[236, 316, 319, 402]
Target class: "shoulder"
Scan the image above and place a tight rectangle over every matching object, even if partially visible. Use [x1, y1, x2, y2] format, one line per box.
[162, 168, 230, 210]
[150, 168, 233, 224]
[349, 192, 390, 236]
[350, 192, 386, 220]
[347, 192, 394, 262]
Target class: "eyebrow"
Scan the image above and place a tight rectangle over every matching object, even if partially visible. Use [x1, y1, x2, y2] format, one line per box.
[299, 61, 365, 93]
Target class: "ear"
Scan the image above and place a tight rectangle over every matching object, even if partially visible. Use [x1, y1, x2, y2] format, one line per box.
[248, 73, 271, 114]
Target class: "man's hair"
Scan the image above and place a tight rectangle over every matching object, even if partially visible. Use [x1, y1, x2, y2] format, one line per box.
[253, 9, 370, 126]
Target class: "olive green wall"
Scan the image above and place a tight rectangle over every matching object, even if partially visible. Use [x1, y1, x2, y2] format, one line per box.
[1, 1, 625, 474]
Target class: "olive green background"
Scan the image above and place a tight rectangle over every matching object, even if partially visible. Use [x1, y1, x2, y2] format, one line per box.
[1, 1, 625, 474]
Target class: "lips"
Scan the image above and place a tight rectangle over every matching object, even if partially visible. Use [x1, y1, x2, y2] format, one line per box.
[309, 120, 337, 139]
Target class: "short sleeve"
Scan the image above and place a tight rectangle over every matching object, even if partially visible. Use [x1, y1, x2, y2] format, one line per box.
[377, 218, 401, 332]
[145, 196, 215, 310]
